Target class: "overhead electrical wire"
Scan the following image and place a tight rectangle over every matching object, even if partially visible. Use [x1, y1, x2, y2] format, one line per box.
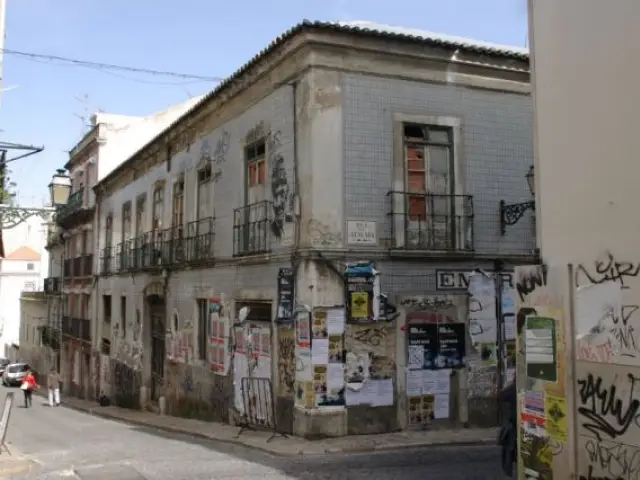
[1, 47, 224, 82]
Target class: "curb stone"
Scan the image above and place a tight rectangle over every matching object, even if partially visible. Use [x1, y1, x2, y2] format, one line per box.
[36, 392, 496, 456]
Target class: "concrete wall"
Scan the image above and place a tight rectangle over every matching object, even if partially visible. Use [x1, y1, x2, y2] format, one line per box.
[19, 291, 53, 377]
[519, 0, 640, 477]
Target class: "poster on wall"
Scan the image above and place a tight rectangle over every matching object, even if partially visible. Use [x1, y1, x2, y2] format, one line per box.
[407, 323, 466, 370]
[294, 309, 313, 408]
[344, 262, 380, 323]
[525, 316, 557, 382]
[406, 368, 451, 422]
[276, 267, 295, 323]
[467, 272, 497, 364]
[311, 308, 345, 407]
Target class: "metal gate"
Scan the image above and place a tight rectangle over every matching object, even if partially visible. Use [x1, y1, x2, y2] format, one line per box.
[150, 305, 166, 401]
[236, 377, 285, 442]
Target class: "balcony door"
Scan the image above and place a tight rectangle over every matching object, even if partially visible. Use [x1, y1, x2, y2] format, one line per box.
[405, 124, 455, 250]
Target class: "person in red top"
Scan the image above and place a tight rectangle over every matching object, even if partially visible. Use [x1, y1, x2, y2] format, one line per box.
[22, 371, 38, 408]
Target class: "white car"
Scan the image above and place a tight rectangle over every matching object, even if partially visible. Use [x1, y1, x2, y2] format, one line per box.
[2, 363, 30, 387]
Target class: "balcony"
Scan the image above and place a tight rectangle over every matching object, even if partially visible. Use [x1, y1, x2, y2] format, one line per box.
[63, 259, 72, 278]
[102, 219, 216, 276]
[117, 239, 133, 273]
[387, 191, 474, 253]
[43, 277, 60, 295]
[183, 217, 215, 265]
[129, 232, 165, 271]
[100, 246, 115, 275]
[61, 315, 91, 342]
[63, 255, 93, 278]
[83, 254, 94, 276]
[233, 201, 272, 256]
[73, 256, 82, 276]
[56, 188, 94, 229]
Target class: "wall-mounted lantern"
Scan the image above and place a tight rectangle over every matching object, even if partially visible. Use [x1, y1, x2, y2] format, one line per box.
[500, 165, 535, 235]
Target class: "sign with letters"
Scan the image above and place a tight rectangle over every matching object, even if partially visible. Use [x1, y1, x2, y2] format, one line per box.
[435, 269, 514, 291]
[346, 220, 377, 246]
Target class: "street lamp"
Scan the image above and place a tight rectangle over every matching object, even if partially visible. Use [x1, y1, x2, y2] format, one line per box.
[0, 169, 71, 229]
[48, 169, 72, 207]
[500, 165, 536, 235]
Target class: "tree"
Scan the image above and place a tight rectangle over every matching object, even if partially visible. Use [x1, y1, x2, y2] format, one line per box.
[0, 163, 17, 205]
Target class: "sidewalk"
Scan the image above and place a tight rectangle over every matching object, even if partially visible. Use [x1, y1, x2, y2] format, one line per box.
[0, 447, 39, 479]
[36, 392, 497, 457]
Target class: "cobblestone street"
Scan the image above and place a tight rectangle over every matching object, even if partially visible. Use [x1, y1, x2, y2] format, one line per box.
[1, 387, 506, 479]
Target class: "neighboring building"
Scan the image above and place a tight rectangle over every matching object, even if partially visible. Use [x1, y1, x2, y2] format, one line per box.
[45, 97, 204, 400]
[0, 245, 42, 358]
[513, 1, 638, 478]
[94, 21, 533, 438]
[18, 291, 49, 373]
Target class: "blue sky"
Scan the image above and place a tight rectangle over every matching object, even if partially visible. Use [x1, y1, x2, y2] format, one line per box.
[2, 0, 527, 206]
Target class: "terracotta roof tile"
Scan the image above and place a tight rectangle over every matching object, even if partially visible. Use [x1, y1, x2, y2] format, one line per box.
[5, 246, 41, 261]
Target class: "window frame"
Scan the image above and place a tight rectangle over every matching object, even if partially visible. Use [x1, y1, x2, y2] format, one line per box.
[196, 165, 212, 222]
[391, 114, 463, 250]
[244, 138, 267, 204]
[121, 201, 132, 242]
[105, 214, 114, 248]
[151, 183, 165, 232]
[197, 298, 208, 361]
[120, 296, 127, 339]
[135, 194, 147, 236]
[172, 174, 186, 229]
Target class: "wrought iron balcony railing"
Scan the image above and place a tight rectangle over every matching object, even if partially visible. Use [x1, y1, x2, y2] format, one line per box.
[56, 188, 86, 225]
[61, 315, 91, 342]
[82, 254, 94, 276]
[63, 259, 72, 278]
[100, 246, 115, 275]
[72, 256, 82, 277]
[387, 191, 474, 252]
[184, 217, 215, 264]
[233, 201, 272, 256]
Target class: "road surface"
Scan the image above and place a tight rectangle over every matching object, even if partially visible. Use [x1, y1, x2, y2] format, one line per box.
[2, 386, 506, 479]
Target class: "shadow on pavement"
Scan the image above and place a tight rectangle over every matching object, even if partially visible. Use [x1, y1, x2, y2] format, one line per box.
[127, 422, 504, 479]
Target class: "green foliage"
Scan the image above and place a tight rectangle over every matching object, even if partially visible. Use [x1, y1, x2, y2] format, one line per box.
[0, 167, 17, 205]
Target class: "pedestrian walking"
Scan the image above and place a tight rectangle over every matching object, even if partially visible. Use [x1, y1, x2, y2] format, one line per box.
[47, 367, 61, 407]
[20, 370, 38, 408]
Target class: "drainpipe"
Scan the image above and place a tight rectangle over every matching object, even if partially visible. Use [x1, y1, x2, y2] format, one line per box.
[93, 187, 101, 399]
[494, 258, 504, 424]
[290, 81, 300, 256]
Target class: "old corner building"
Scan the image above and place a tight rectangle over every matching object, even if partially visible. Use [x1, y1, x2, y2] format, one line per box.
[88, 21, 535, 438]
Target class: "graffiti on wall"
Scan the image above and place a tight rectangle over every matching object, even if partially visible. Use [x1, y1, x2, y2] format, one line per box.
[573, 251, 640, 479]
[245, 120, 294, 244]
[277, 326, 295, 396]
[165, 362, 230, 423]
[200, 130, 230, 183]
[344, 321, 395, 406]
[167, 319, 195, 364]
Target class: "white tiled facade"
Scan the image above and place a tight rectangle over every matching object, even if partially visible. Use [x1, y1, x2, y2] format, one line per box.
[93, 23, 534, 438]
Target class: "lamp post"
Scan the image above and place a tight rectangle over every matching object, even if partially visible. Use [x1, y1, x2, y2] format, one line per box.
[500, 165, 536, 235]
[44, 168, 72, 375]
[0, 169, 71, 228]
